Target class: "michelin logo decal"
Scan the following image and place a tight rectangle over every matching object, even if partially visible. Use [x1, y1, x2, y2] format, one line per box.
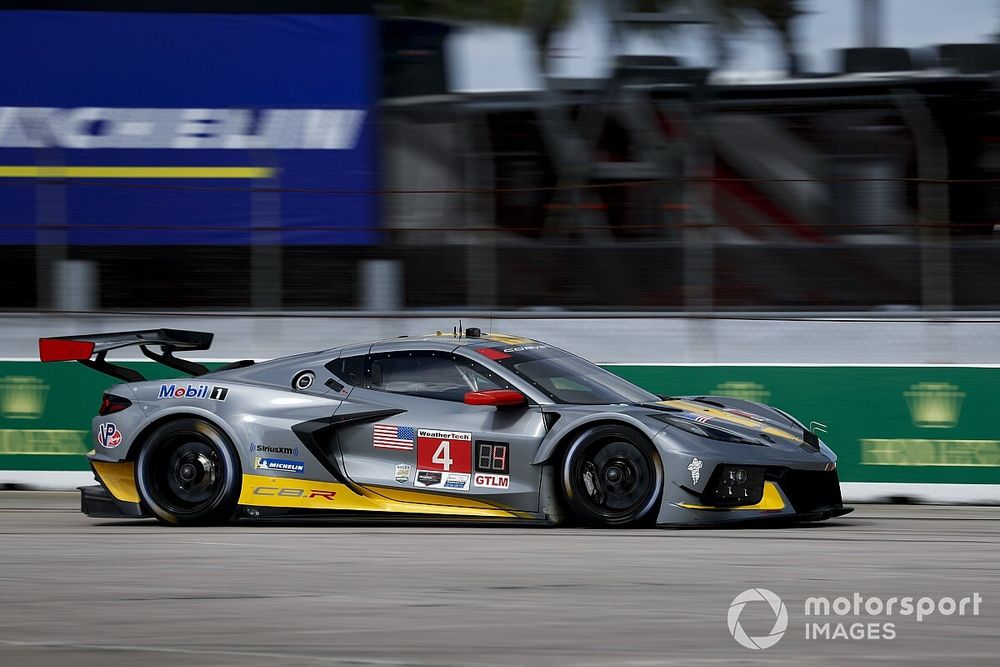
[254, 458, 305, 474]
[0, 107, 366, 150]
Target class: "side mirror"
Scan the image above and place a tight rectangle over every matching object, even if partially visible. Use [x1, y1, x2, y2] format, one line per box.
[463, 389, 527, 408]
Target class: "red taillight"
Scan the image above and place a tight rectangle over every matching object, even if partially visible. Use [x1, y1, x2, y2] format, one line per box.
[99, 393, 132, 416]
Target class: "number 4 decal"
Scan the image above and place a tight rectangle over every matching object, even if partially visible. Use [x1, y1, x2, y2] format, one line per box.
[432, 441, 454, 471]
[417, 429, 472, 474]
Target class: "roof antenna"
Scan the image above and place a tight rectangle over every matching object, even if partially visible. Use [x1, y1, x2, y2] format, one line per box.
[459, 319, 463, 338]
[453, 325, 457, 337]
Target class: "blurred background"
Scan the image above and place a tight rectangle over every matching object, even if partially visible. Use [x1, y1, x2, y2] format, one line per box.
[2, 0, 999, 313]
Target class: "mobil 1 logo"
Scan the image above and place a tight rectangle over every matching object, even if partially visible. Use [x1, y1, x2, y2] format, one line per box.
[158, 383, 229, 401]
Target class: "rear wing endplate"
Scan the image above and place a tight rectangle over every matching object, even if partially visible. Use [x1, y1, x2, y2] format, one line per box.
[39, 329, 214, 383]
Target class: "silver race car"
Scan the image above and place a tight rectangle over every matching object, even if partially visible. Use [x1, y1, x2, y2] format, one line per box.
[40, 328, 851, 527]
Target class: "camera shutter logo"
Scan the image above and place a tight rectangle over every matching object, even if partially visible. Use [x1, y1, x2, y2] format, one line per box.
[728, 588, 788, 650]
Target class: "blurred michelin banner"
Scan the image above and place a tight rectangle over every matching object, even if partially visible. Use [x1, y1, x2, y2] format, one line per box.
[0, 9, 379, 246]
[2, 312, 998, 504]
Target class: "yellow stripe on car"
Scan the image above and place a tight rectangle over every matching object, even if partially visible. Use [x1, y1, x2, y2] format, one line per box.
[657, 399, 803, 443]
[238, 474, 520, 518]
[92, 460, 140, 503]
[678, 481, 786, 511]
[480, 333, 534, 345]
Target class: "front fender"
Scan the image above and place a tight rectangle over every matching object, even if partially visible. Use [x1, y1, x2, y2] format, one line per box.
[531, 410, 667, 465]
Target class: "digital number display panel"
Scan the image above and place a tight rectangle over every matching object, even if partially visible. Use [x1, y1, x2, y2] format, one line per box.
[475, 441, 509, 475]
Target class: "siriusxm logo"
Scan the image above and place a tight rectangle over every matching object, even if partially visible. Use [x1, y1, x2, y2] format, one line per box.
[0, 107, 365, 150]
[254, 458, 305, 474]
[158, 384, 228, 401]
[250, 443, 299, 456]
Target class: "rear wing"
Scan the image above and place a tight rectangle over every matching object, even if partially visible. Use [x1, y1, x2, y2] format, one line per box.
[39, 329, 214, 383]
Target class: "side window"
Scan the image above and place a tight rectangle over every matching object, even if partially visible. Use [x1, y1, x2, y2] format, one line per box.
[368, 352, 508, 402]
[326, 355, 366, 387]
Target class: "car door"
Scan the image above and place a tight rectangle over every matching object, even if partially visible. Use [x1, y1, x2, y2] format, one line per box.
[334, 349, 547, 512]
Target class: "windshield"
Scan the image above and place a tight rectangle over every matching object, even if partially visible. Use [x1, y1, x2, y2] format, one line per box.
[485, 345, 659, 405]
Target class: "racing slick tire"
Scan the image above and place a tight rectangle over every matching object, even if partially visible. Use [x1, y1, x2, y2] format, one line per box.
[560, 424, 663, 527]
[135, 418, 242, 525]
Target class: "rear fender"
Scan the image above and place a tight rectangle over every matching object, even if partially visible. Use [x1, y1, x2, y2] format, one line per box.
[123, 406, 241, 462]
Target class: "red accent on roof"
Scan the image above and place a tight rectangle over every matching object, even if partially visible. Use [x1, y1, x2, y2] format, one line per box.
[39, 338, 95, 362]
[476, 347, 512, 360]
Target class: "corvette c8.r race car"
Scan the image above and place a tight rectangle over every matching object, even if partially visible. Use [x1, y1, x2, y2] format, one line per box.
[39, 328, 852, 528]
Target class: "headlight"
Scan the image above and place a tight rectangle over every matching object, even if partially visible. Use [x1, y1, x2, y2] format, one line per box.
[652, 414, 764, 445]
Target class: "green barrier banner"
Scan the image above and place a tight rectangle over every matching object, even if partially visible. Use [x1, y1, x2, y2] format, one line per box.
[2, 361, 998, 485]
[0, 361, 197, 472]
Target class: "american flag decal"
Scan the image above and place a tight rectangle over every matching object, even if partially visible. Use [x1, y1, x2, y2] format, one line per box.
[681, 412, 711, 424]
[373, 424, 415, 450]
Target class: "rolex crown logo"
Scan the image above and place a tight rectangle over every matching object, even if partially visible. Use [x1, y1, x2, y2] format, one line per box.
[712, 381, 771, 404]
[904, 382, 964, 429]
[0, 376, 50, 420]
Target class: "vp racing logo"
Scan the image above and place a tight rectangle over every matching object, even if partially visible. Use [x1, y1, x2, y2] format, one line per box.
[728, 588, 788, 650]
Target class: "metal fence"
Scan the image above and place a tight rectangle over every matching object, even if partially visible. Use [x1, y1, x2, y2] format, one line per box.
[2, 70, 998, 312]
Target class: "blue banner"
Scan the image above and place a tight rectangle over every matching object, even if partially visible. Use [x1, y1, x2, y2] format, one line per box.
[0, 11, 378, 245]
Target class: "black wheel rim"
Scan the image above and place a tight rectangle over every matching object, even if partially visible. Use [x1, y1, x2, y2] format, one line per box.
[146, 431, 227, 516]
[573, 438, 654, 520]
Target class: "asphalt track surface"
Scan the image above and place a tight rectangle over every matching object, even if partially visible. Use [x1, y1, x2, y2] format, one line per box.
[1, 493, 998, 666]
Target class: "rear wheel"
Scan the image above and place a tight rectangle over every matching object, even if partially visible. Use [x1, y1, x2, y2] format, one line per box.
[135, 418, 241, 525]
[560, 425, 663, 527]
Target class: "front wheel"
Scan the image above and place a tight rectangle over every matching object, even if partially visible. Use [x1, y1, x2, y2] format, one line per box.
[561, 425, 663, 527]
[135, 418, 242, 525]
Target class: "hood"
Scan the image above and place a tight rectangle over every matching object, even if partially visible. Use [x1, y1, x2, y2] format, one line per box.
[649, 398, 811, 448]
